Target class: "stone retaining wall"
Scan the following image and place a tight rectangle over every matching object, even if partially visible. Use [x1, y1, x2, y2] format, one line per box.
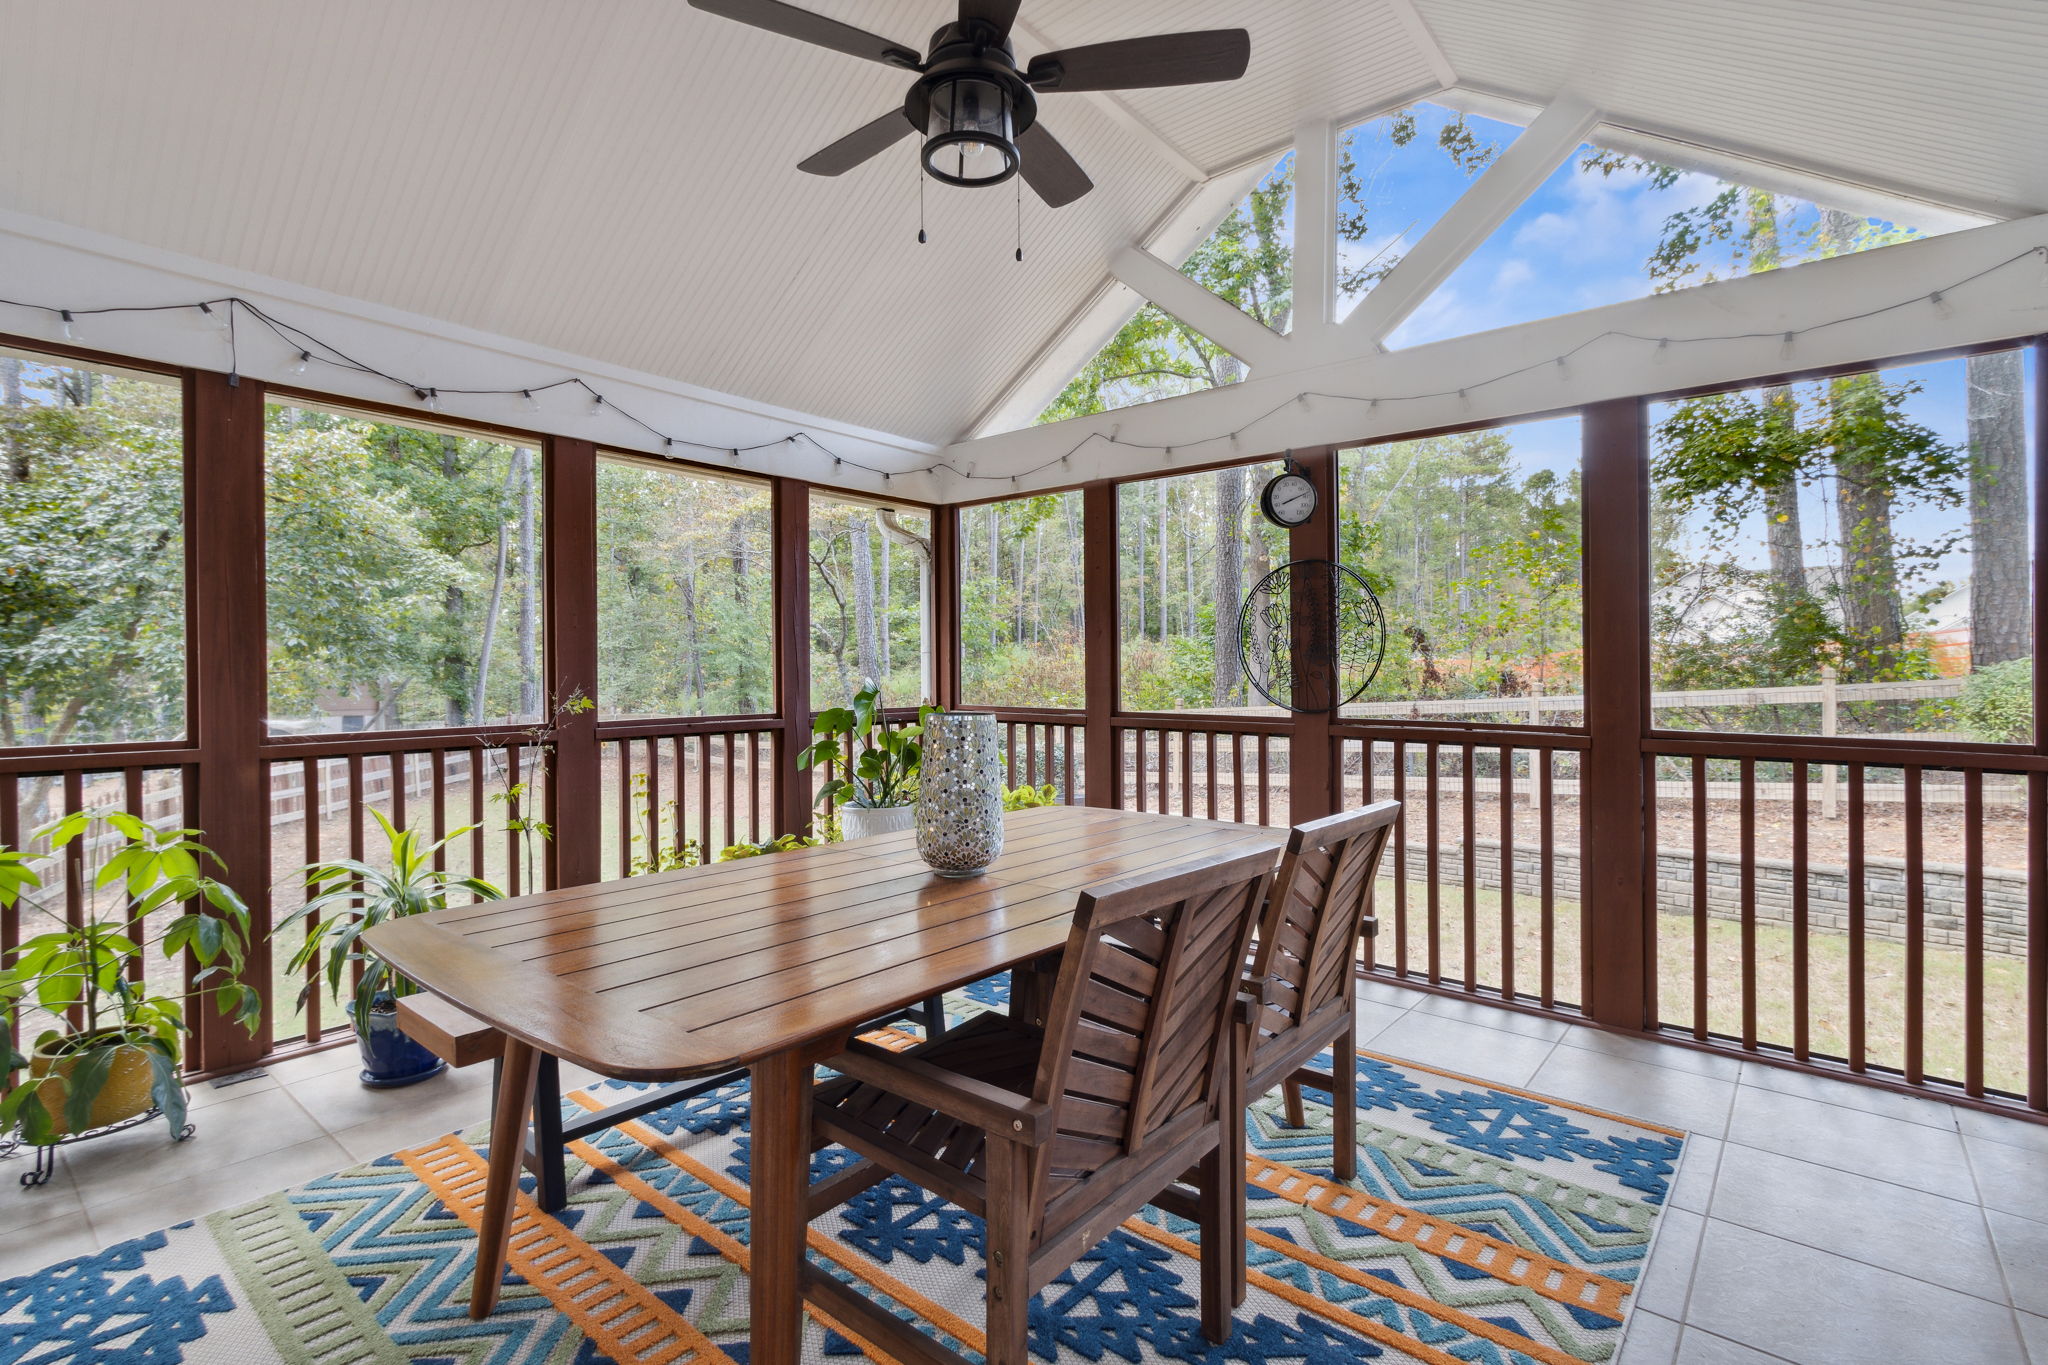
[1383, 838, 2030, 959]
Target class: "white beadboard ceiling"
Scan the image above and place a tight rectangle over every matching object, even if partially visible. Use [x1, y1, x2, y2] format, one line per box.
[0, 0, 2040, 449]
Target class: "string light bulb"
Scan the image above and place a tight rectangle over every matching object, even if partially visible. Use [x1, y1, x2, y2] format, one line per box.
[1929, 290, 1954, 318]
[588, 392, 606, 416]
[58, 310, 77, 342]
[1780, 331, 1796, 360]
[195, 301, 229, 332]
[521, 389, 541, 414]
[290, 350, 311, 376]
[1654, 337, 1670, 363]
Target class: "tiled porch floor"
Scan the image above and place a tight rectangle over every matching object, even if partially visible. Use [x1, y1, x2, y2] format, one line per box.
[3, 984, 2044, 1364]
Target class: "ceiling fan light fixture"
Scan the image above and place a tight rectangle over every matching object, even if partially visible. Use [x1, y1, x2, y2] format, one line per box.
[920, 73, 1018, 187]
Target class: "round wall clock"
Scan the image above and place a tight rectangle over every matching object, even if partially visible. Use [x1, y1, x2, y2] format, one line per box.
[1258, 460, 1317, 528]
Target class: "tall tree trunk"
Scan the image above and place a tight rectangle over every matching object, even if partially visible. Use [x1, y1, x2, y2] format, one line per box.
[850, 525, 880, 686]
[1761, 388, 1806, 596]
[879, 528, 893, 680]
[515, 448, 538, 717]
[1157, 483, 1170, 639]
[2, 356, 24, 481]
[440, 435, 469, 726]
[1966, 349, 2029, 667]
[1830, 376, 1906, 679]
[1214, 465, 1245, 704]
[1134, 495, 1147, 641]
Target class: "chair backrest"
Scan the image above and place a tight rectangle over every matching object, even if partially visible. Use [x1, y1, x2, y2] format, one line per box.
[1246, 801, 1401, 1071]
[1025, 846, 1274, 1220]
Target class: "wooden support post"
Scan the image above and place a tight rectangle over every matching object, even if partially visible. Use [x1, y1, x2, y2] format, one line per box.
[1288, 448, 1339, 825]
[1579, 399, 1653, 1028]
[545, 437, 600, 888]
[773, 479, 815, 837]
[931, 504, 962, 710]
[187, 370, 270, 1072]
[1082, 481, 1119, 808]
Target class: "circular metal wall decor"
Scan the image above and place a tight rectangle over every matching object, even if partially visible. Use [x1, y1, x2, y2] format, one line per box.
[1238, 559, 1388, 714]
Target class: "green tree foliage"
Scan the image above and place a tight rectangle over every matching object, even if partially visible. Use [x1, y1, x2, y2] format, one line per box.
[263, 405, 543, 730]
[810, 499, 929, 709]
[0, 359, 185, 747]
[1343, 433, 1583, 710]
[596, 461, 772, 717]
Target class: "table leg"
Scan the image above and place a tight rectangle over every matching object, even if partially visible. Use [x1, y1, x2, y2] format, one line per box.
[748, 1048, 812, 1365]
[471, 1036, 541, 1320]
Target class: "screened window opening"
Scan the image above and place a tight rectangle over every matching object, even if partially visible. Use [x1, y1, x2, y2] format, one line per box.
[0, 346, 186, 748]
[263, 402, 544, 734]
[1339, 416, 1585, 723]
[809, 493, 931, 711]
[960, 490, 1084, 709]
[596, 457, 772, 719]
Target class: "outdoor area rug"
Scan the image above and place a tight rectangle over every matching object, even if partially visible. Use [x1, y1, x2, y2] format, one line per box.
[1, 983, 1689, 1365]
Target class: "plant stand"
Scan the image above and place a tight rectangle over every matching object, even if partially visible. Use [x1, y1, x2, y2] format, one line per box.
[0, 1102, 195, 1187]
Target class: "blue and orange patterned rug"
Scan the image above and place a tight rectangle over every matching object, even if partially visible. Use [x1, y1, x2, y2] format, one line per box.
[1, 989, 1688, 1364]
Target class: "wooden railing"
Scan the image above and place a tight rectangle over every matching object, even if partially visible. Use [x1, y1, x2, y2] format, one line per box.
[264, 730, 552, 1052]
[0, 751, 200, 1071]
[1645, 739, 2044, 1109]
[597, 721, 779, 876]
[1113, 717, 1289, 825]
[1339, 733, 1585, 1012]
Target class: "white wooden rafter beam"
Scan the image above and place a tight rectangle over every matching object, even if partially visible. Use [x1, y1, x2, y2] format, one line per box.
[1323, 95, 1599, 360]
[1109, 244, 1295, 374]
[1384, 0, 1457, 92]
[1290, 117, 1338, 354]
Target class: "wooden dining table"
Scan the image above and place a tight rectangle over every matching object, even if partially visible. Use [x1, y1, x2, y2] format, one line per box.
[365, 803, 1288, 1364]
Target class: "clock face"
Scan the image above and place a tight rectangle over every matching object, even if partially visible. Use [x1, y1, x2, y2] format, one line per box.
[1262, 472, 1317, 527]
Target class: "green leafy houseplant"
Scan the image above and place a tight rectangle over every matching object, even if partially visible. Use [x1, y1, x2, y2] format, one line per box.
[798, 680, 934, 811]
[274, 810, 501, 1080]
[0, 812, 260, 1145]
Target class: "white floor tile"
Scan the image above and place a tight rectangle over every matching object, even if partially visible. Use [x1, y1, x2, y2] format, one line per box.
[1365, 1011, 1560, 1089]
[1531, 1047, 1735, 1137]
[1725, 1086, 1977, 1203]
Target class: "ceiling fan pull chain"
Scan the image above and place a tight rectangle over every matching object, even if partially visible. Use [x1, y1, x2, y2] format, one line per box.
[1015, 175, 1023, 262]
[917, 146, 928, 244]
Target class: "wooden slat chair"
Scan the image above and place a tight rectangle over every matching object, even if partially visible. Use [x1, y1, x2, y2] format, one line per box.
[1243, 800, 1400, 1178]
[801, 846, 1276, 1365]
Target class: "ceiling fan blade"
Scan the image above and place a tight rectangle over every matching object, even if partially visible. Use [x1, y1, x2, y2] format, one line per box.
[958, 0, 1021, 35]
[1017, 122, 1093, 207]
[798, 108, 916, 176]
[688, 0, 921, 68]
[1026, 29, 1250, 92]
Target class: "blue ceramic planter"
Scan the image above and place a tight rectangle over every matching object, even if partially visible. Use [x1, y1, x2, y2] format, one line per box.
[354, 998, 447, 1088]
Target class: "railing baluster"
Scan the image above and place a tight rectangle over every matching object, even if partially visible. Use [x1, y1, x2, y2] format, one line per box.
[124, 768, 146, 987]
[750, 731, 764, 843]
[1740, 756, 1757, 1050]
[468, 748, 486, 883]
[3, 774, 19, 1078]
[502, 744, 520, 896]
[1157, 729, 1169, 815]
[1692, 756, 1708, 1040]
[391, 752, 408, 833]
[1461, 743, 1476, 992]
[1792, 759, 1810, 1062]
[302, 756, 321, 1044]
[1905, 766, 1925, 1084]
[1848, 763, 1866, 1073]
[1257, 734, 1271, 826]
[1205, 731, 1218, 821]
[2029, 769, 2046, 1112]
[1539, 749, 1554, 1010]
[431, 750, 448, 872]
[1006, 723, 1019, 789]
[1965, 769, 1985, 1097]
[1393, 740, 1409, 979]
[723, 733, 738, 853]
[1425, 743, 1441, 985]
[646, 736, 663, 867]
[1500, 746, 1515, 1001]
[698, 732, 714, 855]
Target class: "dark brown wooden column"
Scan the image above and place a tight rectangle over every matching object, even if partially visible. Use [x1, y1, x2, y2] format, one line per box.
[544, 437, 600, 888]
[1082, 481, 1119, 808]
[930, 504, 962, 709]
[187, 371, 271, 1071]
[1289, 447, 1340, 825]
[1579, 398, 1653, 1028]
[773, 478, 815, 837]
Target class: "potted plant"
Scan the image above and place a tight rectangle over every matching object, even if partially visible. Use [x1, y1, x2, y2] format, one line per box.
[275, 809, 502, 1088]
[798, 680, 934, 840]
[0, 812, 261, 1150]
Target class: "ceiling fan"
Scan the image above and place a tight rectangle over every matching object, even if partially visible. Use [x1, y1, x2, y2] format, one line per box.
[688, 0, 1250, 207]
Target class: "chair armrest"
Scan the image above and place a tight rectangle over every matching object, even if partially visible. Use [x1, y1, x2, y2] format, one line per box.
[830, 1038, 1054, 1147]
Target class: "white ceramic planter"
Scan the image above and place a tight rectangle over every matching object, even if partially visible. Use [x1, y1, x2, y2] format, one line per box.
[839, 803, 916, 841]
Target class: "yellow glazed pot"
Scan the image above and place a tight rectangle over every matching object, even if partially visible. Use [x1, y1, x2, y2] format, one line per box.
[26, 1033, 160, 1140]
